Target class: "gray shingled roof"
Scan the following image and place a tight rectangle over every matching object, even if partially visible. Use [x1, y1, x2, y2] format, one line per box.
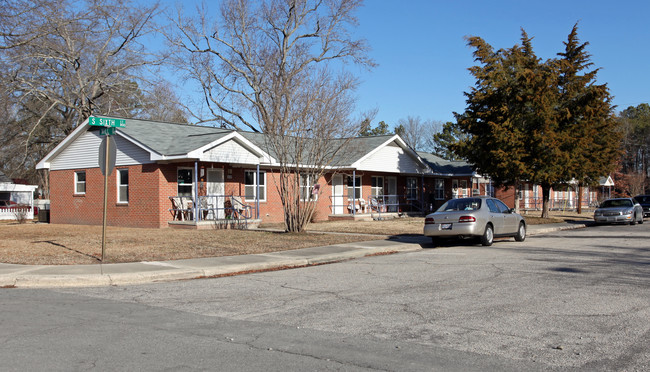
[116, 118, 234, 156]
[109, 118, 471, 175]
[417, 151, 475, 175]
[113, 118, 389, 166]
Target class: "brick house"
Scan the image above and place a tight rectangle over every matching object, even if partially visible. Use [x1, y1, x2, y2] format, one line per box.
[36, 117, 477, 228]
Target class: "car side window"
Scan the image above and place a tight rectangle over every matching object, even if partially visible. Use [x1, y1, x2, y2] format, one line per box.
[486, 199, 500, 213]
[494, 199, 511, 213]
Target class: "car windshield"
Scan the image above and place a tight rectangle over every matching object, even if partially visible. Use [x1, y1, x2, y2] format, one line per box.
[600, 199, 632, 208]
[635, 196, 650, 203]
[438, 198, 482, 212]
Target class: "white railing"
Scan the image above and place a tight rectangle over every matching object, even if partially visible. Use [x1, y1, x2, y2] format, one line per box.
[0, 207, 34, 221]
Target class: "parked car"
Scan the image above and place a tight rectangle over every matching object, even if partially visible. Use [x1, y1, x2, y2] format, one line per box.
[593, 198, 644, 225]
[633, 195, 650, 218]
[423, 196, 526, 247]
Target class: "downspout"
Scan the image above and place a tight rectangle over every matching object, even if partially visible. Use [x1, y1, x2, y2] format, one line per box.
[194, 161, 199, 222]
[256, 164, 260, 219]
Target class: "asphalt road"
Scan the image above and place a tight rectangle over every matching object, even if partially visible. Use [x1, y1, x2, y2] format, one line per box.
[2, 224, 649, 371]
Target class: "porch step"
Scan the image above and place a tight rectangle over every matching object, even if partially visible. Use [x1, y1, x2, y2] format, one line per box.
[168, 219, 261, 230]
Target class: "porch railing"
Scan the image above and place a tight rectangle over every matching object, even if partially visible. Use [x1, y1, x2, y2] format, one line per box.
[0, 206, 35, 221]
[329, 194, 407, 218]
[169, 195, 255, 224]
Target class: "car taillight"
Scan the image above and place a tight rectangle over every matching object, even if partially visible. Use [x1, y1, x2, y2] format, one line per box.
[458, 216, 476, 223]
[425, 217, 435, 224]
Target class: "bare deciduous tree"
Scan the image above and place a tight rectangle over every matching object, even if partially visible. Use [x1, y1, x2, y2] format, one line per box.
[395, 115, 439, 152]
[0, 0, 176, 195]
[167, 0, 374, 232]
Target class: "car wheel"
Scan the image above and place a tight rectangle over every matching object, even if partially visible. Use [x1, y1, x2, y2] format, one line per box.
[631, 213, 637, 225]
[480, 224, 493, 246]
[514, 222, 526, 242]
[640, 216, 644, 224]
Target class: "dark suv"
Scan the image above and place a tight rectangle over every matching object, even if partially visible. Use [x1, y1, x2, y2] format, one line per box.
[633, 195, 650, 218]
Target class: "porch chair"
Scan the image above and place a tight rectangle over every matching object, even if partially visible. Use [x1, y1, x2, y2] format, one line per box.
[179, 197, 193, 221]
[369, 197, 384, 213]
[358, 198, 368, 213]
[199, 196, 214, 220]
[231, 196, 248, 219]
[170, 197, 183, 221]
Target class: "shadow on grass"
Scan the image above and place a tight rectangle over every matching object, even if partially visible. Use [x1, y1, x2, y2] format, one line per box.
[32, 240, 101, 262]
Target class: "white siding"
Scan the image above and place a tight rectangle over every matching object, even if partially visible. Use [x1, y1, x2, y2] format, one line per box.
[201, 139, 260, 164]
[358, 143, 425, 173]
[50, 131, 153, 170]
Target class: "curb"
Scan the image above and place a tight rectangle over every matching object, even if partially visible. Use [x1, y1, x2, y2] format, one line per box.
[0, 223, 586, 289]
[1, 241, 422, 288]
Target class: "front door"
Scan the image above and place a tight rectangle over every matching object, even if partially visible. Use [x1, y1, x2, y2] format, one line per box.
[207, 168, 225, 219]
[387, 177, 397, 212]
[332, 174, 344, 214]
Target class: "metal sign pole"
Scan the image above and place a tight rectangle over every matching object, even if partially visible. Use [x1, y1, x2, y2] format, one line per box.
[101, 134, 110, 261]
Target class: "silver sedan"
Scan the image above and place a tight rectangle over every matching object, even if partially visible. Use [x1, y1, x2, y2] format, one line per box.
[423, 196, 526, 247]
[593, 198, 644, 225]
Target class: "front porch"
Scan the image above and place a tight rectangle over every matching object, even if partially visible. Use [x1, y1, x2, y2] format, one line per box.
[167, 194, 260, 230]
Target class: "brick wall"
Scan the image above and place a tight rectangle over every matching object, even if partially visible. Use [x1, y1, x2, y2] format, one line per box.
[50, 164, 165, 228]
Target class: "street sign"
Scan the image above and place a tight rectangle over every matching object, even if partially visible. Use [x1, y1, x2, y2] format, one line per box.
[99, 127, 116, 136]
[89, 116, 125, 128]
[98, 137, 116, 176]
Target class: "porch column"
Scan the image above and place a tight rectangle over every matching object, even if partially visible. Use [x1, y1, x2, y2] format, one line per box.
[256, 164, 260, 219]
[352, 170, 356, 216]
[420, 173, 424, 211]
[194, 161, 199, 222]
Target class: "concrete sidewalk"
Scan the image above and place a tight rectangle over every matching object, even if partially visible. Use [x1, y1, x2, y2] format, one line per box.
[0, 222, 589, 288]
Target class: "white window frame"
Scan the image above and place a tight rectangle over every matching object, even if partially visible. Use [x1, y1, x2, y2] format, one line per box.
[177, 167, 193, 197]
[74, 171, 86, 195]
[245, 170, 266, 202]
[347, 176, 361, 200]
[435, 179, 444, 200]
[300, 174, 319, 201]
[117, 169, 129, 204]
[406, 177, 418, 200]
[371, 176, 383, 199]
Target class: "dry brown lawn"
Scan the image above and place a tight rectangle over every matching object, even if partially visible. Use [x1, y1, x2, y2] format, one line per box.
[0, 223, 384, 266]
[1, 209, 593, 266]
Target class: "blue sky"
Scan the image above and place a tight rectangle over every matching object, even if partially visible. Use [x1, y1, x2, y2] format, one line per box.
[161, 0, 649, 129]
[351, 0, 649, 127]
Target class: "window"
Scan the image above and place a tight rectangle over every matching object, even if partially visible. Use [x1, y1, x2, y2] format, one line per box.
[371, 176, 383, 199]
[74, 171, 86, 194]
[406, 177, 418, 200]
[117, 169, 128, 203]
[347, 176, 361, 199]
[486, 199, 500, 213]
[494, 199, 511, 213]
[177, 168, 193, 197]
[434, 179, 444, 200]
[300, 174, 318, 201]
[245, 170, 266, 201]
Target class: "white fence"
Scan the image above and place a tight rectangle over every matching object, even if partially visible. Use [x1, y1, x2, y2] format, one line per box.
[0, 207, 34, 221]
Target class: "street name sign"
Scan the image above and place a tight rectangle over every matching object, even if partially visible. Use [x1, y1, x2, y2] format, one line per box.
[89, 116, 125, 128]
[99, 127, 116, 136]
